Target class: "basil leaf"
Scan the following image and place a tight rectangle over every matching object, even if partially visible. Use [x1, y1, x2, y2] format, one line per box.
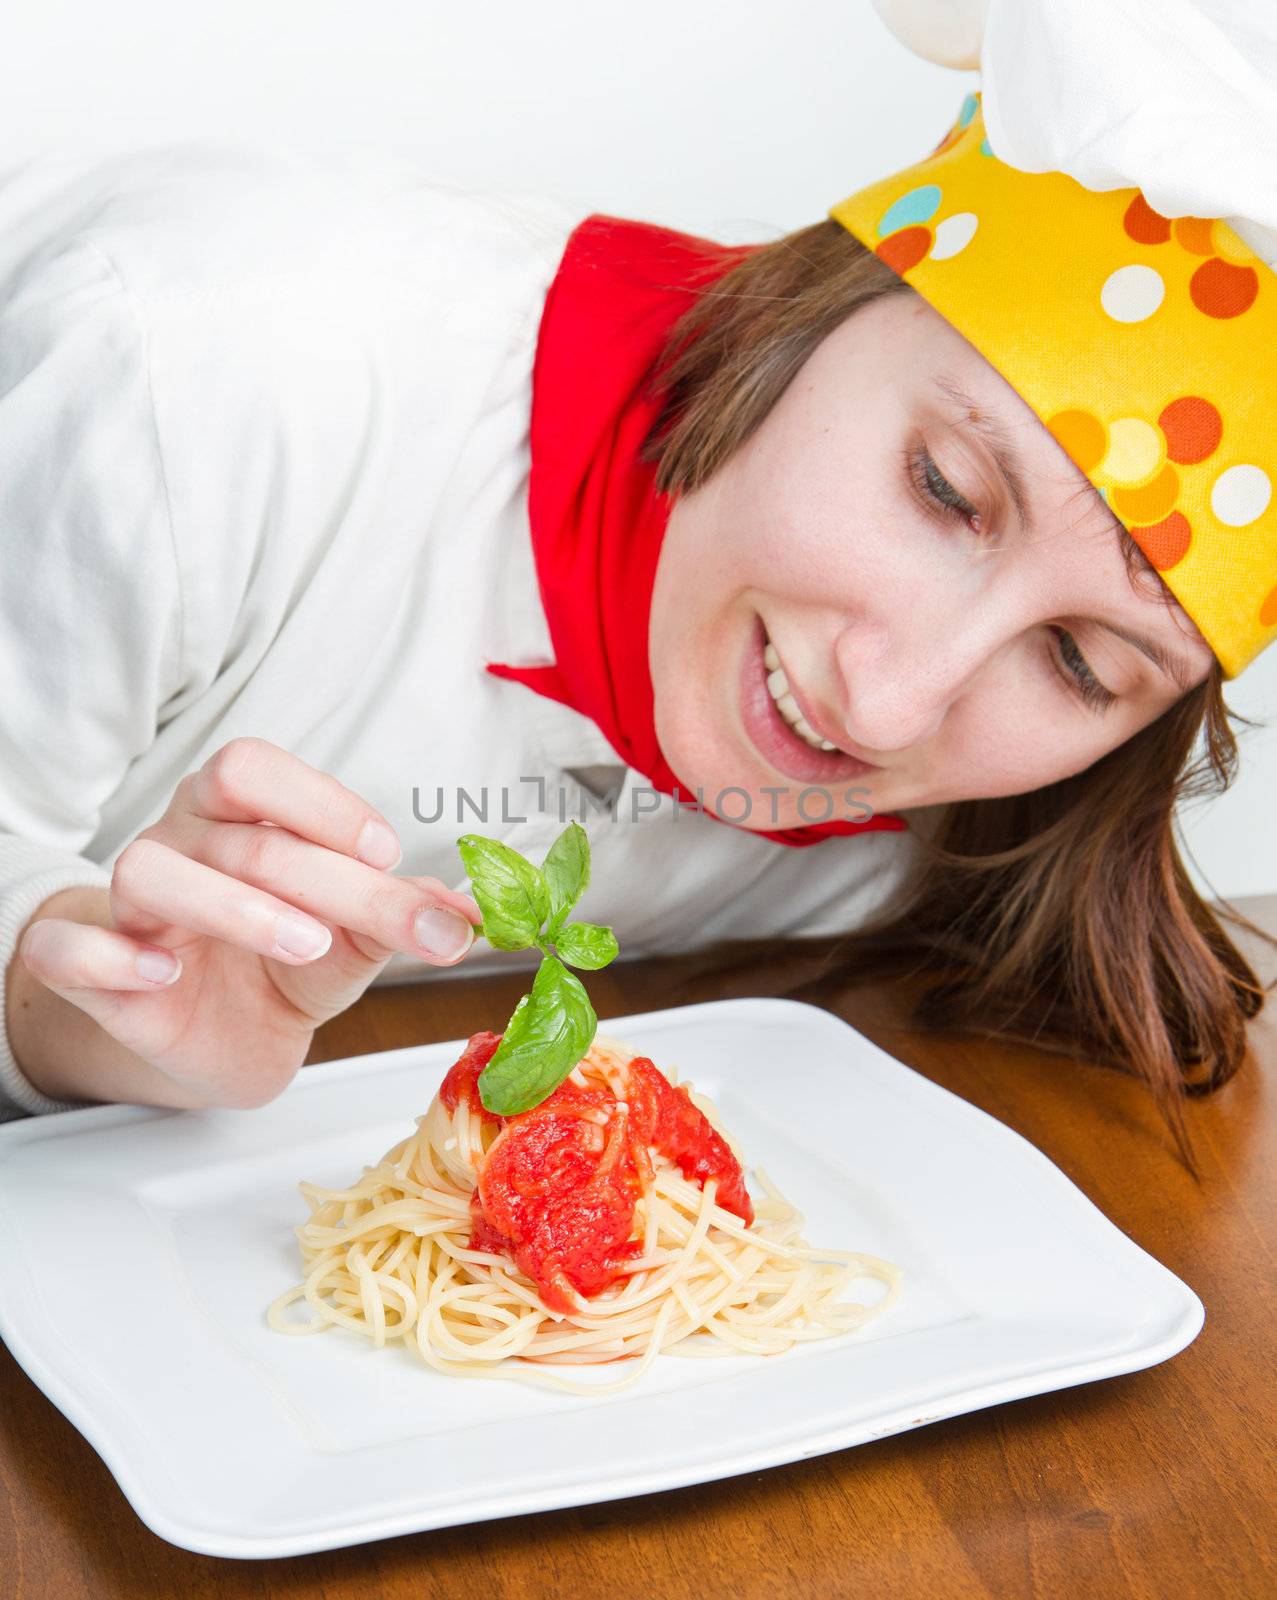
[457, 833, 550, 951]
[542, 820, 590, 936]
[478, 955, 596, 1114]
[554, 920, 619, 972]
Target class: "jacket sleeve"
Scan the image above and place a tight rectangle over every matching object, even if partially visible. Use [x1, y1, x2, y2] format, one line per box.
[0, 233, 182, 1119]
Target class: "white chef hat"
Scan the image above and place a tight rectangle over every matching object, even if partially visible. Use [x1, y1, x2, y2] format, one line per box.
[869, 0, 1277, 271]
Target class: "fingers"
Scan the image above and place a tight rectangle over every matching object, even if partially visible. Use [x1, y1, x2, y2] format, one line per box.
[188, 821, 478, 965]
[120, 736, 481, 969]
[109, 838, 340, 964]
[19, 917, 184, 992]
[111, 835, 477, 969]
[172, 736, 404, 869]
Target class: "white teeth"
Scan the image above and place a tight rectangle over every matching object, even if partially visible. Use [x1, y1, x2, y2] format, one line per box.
[761, 635, 839, 753]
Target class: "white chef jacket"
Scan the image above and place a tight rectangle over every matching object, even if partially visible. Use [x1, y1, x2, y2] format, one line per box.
[0, 141, 924, 1120]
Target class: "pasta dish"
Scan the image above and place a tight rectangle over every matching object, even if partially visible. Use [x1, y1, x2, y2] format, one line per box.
[267, 1029, 902, 1394]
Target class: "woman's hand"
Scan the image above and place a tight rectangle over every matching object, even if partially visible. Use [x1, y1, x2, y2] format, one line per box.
[15, 737, 481, 1110]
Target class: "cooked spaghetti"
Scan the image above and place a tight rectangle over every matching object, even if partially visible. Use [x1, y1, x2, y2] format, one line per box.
[267, 1031, 902, 1394]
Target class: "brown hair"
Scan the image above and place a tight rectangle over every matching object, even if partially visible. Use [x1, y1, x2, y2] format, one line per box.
[637, 217, 1277, 1171]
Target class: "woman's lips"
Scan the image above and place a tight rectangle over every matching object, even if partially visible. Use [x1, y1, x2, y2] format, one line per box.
[737, 615, 881, 788]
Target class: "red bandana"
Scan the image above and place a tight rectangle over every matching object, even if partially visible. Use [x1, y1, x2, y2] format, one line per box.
[485, 213, 908, 849]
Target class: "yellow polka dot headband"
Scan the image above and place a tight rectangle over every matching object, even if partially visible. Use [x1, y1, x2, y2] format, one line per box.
[829, 90, 1277, 680]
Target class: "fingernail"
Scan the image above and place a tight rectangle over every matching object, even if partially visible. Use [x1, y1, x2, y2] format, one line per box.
[414, 906, 475, 962]
[274, 915, 333, 960]
[136, 949, 181, 985]
[356, 818, 402, 870]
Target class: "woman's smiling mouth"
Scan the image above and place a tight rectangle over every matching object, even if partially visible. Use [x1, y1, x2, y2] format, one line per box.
[764, 640, 839, 750]
[736, 614, 881, 787]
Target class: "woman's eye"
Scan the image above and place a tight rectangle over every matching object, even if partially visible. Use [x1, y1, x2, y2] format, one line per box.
[906, 445, 982, 529]
[1050, 627, 1118, 712]
[907, 443, 1118, 712]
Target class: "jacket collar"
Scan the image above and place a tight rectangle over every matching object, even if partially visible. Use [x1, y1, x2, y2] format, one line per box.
[491, 492, 628, 779]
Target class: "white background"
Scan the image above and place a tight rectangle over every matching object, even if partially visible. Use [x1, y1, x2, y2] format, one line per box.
[3, 0, 1272, 899]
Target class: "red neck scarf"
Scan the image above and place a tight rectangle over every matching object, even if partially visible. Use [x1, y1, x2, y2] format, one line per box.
[485, 213, 908, 849]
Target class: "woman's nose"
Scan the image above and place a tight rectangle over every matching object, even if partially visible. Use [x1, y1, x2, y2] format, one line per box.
[830, 618, 992, 753]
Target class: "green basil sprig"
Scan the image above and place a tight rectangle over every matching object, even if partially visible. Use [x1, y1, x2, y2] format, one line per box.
[456, 822, 619, 1114]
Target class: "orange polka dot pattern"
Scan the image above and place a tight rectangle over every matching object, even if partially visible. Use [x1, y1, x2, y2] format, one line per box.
[829, 91, 1277, 679]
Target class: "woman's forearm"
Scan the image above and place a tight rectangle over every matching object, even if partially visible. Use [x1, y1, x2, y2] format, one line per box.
[5, 885, 210, 1110]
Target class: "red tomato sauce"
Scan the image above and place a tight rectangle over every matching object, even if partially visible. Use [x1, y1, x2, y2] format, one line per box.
[438, 1030, 503, 1123]
[438, 1032, 754, 1315]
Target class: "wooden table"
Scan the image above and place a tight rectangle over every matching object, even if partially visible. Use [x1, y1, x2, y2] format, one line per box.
[3, 901, 1276, 1599]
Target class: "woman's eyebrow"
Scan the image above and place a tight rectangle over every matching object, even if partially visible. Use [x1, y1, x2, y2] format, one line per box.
[931, 373, 1032, 530]
[1092, 613, 1197, 693]
[932, 373, 1201, 694]
[1109, 525, 1203, 692]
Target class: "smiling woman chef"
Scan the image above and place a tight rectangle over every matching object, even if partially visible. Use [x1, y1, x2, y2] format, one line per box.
[3, 0, 1276, 1164]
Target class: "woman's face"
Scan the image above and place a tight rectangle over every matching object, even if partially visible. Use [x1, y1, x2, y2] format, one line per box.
[648, 291, 1217, 830]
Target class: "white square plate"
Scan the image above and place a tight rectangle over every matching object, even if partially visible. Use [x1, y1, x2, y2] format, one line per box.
[0, 997, 1202, 1559]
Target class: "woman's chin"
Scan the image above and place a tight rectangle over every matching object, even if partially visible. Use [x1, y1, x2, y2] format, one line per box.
[656, 732, 871, 832]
